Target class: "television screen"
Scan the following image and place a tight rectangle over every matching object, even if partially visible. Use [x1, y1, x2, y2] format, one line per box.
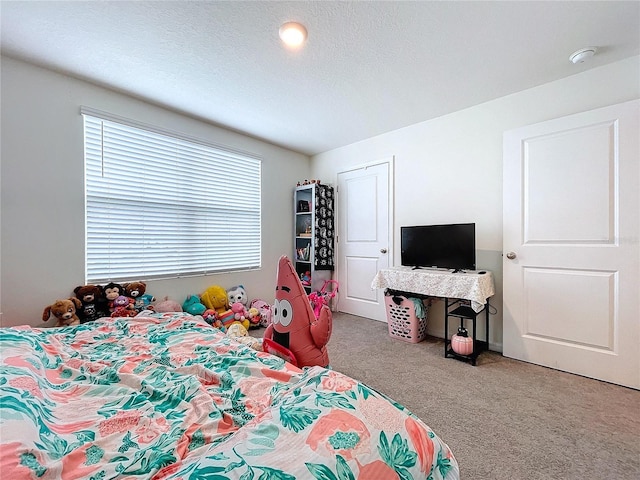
[401, 223, 476, 271]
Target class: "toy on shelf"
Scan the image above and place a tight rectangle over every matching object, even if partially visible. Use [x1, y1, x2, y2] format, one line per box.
[182, 295, 206, 315]
[296, 179, 321, 186]
[296, 200, 310, 213]
[263, 255, 332, 368]
[201, 285, 229, 314]
[123, 281, 155, 313]
[300, 271, 311, 286]
[73, 284, 108, 323]
[296, 245, 310, 261]
[42, 298, 82, 327]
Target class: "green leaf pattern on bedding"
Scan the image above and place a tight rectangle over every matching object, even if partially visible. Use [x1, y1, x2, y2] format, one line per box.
[0, 313, 459, 479]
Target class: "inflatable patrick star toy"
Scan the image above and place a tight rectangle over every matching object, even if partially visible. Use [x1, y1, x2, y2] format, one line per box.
[263, 255, 332, 368]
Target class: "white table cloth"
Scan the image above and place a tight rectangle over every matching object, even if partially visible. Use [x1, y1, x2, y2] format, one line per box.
[371, 266, 495, 312]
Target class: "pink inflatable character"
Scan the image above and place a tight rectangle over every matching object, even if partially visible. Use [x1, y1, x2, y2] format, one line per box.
[263, 255, 332, 368]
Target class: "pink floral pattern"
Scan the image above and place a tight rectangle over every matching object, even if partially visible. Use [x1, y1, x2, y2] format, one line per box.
[321, 370, 357, 392]
[98, 410, 142, 436]
[306, 409, 372, 460]
[135, 416, 170, 443]
[9, 377, 42, 398]
[0, 313, 459, 480]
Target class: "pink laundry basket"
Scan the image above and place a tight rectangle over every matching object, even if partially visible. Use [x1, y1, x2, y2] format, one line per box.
[385, 293, 428, 343]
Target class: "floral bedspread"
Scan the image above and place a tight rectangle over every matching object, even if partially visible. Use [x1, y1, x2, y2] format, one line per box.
[0, 313, 459, 479]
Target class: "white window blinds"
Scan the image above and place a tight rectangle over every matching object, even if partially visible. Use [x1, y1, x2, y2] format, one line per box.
[82, 109, 262, 283]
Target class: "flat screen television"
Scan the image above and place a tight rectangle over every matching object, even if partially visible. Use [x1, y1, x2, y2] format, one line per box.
[401, 223, 476, 271]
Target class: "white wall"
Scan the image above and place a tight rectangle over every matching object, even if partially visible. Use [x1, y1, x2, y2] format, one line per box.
[0, 56, 311, 327]
[312, 56, 640, 351]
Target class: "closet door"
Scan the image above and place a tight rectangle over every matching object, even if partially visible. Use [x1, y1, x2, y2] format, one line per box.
[337, 160, 392, 322]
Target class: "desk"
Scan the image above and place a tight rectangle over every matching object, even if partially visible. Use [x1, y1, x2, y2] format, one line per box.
[371, 266, 495, 312]
[372, 266, 495, 364]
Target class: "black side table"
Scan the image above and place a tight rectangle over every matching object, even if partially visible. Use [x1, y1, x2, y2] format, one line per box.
[444, 298, 490, 366]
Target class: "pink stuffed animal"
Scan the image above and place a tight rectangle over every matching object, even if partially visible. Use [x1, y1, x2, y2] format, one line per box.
[250, 299, 272, 327]
[263, 255, 332, 368]
[230, 302, 250, 330]
[154, 297, 183, 313]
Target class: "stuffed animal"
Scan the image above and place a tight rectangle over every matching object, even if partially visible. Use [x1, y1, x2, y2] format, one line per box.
[103, 282, 125, 313]
[202, 308, 217, 323]
[183, 295, 206, 315]
[123, 281, 155, 312]
[230, 302, 251, 330]
[263, 255, 332, 368]
[42, 298, 82, 327]
[154, 297, 183, 313]
[218, 309, 245, 330]
[111, 295, 137, 318]
[201, 285, 229, 314]
[231, 301, 247, 321]
[226, 323, 262, 351]
[249, 299, 272, 327]
[247, 307, 261, 327]
[227, 285, 248, 308]
[73, 284, 108, 323]
[202, 309, 226, 332]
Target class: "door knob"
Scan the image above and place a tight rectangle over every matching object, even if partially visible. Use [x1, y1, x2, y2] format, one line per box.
[380, 248, 387, 254]
[506, 251, 517, 260]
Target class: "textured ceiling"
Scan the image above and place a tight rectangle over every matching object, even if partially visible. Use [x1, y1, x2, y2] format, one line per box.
[1, 1, 639, 156]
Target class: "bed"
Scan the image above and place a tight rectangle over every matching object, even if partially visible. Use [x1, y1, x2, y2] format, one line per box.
[0, 312, 459, 479]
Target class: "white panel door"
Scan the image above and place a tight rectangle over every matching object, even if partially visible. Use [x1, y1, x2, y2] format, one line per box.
[503, 99, 639, 389]
[337, 160, 391, 321]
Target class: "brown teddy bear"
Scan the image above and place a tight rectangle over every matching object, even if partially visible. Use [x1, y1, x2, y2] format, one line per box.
[123, 281, 155, 312]
[73, 284, 108, 323]
[42, 298, 82, 327]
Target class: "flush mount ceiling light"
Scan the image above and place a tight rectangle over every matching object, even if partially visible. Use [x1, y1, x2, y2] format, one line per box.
[279, 21, 307, 48]
[569, 47, 597, 64]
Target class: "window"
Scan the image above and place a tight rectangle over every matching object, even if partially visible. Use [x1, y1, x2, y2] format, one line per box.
[82, 108, 261, 283]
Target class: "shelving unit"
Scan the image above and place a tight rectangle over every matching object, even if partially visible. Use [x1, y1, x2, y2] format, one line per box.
[444, 298, 490, 366]
[294, 184, 334, 294]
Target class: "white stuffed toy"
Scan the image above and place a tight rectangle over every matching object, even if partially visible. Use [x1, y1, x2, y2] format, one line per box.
[227, 285, 248, 307]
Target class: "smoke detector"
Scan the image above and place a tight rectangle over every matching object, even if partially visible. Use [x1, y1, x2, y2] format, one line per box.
[569, 47, 597, 64]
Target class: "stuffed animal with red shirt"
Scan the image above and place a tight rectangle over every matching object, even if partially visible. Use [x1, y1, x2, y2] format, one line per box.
[110, 295, 137, 318]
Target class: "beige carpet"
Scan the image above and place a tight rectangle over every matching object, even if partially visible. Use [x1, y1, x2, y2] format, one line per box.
[320, 312, 640, 480]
